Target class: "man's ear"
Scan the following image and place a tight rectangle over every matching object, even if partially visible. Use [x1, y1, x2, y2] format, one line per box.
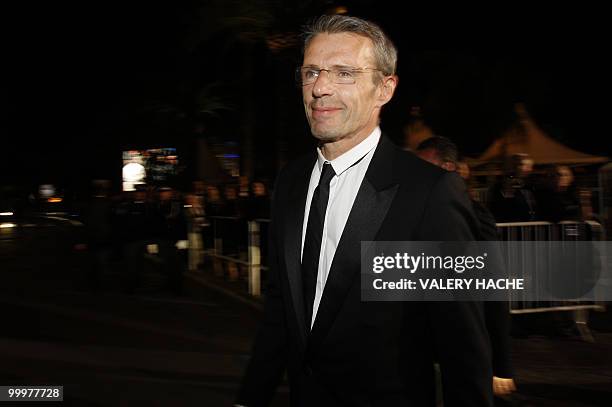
[376, 75, 398, 107]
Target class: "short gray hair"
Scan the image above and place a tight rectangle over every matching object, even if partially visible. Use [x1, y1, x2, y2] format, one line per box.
[302, 15, 397, 77]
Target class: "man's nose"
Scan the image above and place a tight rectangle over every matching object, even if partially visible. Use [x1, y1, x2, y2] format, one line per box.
[312, 70, 334, 98]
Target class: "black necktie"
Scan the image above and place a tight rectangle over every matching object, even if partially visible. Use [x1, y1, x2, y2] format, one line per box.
[302, 162, 335, 329]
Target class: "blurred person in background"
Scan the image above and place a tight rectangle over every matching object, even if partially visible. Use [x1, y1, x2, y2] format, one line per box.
[247, 180, 271, 220]
[416, 136, 516, 401]
[205, 185, 224, 217]
[536, 165, 581, 223]
[185, 187, 207, 272]
[158, 186, 188, 295]
[117, 185, 166, 294]
[488, 153, 538, 222]
[236, 14, 492, 407]
[535, 166, 593, 338]
[220, 184, 243, 264]
[82, 179, 114, 292]
[239, 175, 251, 198]
[222, 184, 240, 217]
[456, 160, 472, 184]
[579, 188, 599, 223]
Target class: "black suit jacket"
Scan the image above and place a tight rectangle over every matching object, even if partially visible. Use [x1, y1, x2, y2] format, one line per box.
[472, 200, 513, 379]
[237, 136, 493, 407]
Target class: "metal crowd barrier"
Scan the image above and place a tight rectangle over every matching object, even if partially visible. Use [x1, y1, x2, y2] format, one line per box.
[202, 216, 270, 297]
[497, 220, 606, 340]
[203, 217, 607, 325]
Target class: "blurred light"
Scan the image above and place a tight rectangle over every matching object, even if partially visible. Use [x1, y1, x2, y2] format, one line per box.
[0, 223, 16, 229]
[146, 244, 159, 254]
[39, 184, 56, 198]
[123, 162, 146, 181]
[48, 197, 63, 203]
[0, 212, 14, 216]
[122, 162, 146, 192]
[223, 154, 240, 158]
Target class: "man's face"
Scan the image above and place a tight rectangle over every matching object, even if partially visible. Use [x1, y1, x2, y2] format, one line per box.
[302, 33, 393, 143]
[252, 182, 265, 196]
[519, 158, 534, 177]
[556, 166, 573, 188]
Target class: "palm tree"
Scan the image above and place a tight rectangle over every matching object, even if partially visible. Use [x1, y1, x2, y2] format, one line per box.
[147, 0, 330, 181]
[183, 0, 324, 179]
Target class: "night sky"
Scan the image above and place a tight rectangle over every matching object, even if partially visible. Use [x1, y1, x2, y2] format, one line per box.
[6, 1, 609, 190]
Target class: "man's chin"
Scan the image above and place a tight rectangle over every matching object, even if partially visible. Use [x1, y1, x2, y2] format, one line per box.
[311, 128, 341, 143]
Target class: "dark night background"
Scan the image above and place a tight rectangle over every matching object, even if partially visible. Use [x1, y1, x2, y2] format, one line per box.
[6, 1, 610, 191]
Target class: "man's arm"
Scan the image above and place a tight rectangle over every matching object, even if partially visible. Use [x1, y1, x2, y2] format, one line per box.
[419, 172, 494, 407]
[235, 183, 288, 407]
[472, 200, 513, 380]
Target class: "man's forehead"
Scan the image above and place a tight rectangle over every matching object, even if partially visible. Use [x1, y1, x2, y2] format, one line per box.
[303, 32, 375, 66]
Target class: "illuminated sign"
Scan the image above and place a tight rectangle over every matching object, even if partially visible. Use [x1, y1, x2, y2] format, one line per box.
[122, 148, 178, 191]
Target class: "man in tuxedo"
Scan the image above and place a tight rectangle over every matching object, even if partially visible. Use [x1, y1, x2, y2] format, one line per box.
[236, 15, 492, 407]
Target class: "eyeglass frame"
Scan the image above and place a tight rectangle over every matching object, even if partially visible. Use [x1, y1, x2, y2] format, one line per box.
[295, 65, 383, 86]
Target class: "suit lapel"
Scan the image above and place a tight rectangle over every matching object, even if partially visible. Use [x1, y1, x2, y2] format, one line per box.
[283, 153, 316, 348]
[308, 136, 399, 355]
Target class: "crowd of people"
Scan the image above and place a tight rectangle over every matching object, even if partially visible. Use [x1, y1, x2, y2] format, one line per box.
[77, 140, 596, 302]
[486, 153, 592, 224]
[414, 135, 603, 401]
[78, 178, 271, 294]
[415, 137, 595, 226]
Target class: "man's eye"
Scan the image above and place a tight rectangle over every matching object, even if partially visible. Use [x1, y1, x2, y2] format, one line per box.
[337, 70, 354, 79]
[304, 70, 319, 79]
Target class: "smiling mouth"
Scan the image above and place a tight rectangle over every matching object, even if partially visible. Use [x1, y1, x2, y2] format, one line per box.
[312, 107, 341, 117]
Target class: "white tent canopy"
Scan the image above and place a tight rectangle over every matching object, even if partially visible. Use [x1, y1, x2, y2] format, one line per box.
[468, 104, 608, 166]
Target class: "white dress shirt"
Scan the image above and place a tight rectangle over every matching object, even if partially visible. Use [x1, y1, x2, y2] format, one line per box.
[301, 127, 381, 328]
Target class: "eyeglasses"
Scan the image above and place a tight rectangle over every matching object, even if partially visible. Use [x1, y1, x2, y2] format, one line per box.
[296, 66, 381, 86]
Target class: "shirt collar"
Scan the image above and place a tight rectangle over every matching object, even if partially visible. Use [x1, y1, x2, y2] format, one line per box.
[316, 127, 381, 176]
